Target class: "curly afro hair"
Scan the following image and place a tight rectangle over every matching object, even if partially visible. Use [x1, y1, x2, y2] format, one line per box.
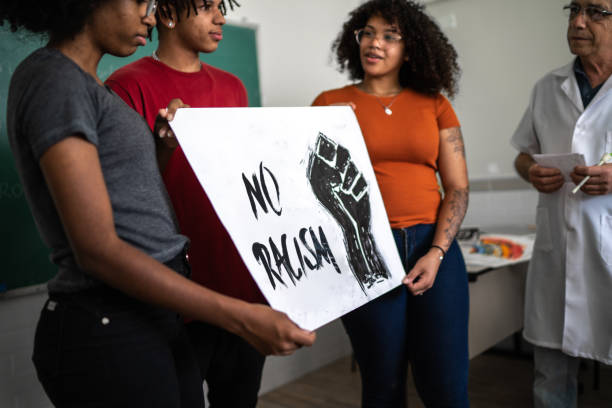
[334, 0, 460, 98]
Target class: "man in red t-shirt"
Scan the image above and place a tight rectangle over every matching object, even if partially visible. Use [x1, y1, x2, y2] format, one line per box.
[106, 1, 268, 406]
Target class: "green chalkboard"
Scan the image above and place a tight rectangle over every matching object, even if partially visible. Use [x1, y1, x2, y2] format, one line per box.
[0, 24, 260, 294]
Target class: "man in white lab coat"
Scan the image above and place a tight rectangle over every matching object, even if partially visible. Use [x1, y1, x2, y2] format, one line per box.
[511, 1, 612, 407]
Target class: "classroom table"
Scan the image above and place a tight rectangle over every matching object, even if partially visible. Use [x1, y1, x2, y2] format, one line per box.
[461, 228, 533, 359]
[467, 262, 528, 358]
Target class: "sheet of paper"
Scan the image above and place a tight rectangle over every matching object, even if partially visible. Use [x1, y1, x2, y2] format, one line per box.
[533, 153, 585, 180]
[169, 107, 405, 330]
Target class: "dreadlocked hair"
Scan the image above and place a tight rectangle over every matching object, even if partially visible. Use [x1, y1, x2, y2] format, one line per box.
[0, 0, 106, 42]
[334, 0, 460, 98]
[157, 0, 240, 21]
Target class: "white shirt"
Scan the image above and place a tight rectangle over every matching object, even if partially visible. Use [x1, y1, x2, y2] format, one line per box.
[511, 60, 612, 365]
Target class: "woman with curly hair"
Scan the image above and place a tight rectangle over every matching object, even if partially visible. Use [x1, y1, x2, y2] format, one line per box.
[312, 0, 469, 406]
[1, 1, 314, 406]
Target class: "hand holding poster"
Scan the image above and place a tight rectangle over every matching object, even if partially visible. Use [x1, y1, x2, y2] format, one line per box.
[170, 107, 405, 330]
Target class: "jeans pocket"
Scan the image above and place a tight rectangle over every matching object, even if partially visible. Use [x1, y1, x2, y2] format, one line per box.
[600, 214, 612, 265]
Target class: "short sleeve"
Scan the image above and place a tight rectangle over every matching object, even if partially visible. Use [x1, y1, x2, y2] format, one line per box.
[311, 92, 329, 107]
[435, 94, 460, 130]
[106, 77, 145, 115]
[19, 66, 99, 160]
[511, 86, 541, 155]
[236, 79, 248, 107]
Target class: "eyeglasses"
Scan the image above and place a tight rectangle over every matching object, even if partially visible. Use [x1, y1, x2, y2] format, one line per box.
[146, 0, 158, 17]
[563, 3, 612, 22]
[354, 28, 403, 46]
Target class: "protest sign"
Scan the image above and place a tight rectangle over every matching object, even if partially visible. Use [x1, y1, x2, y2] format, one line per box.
[170, 107, 404, 330]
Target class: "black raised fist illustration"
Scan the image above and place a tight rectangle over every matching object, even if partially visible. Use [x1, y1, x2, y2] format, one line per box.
[307, 132, 390, 292]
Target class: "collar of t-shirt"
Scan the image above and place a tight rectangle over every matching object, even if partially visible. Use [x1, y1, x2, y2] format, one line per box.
[573, 58, 603, 109]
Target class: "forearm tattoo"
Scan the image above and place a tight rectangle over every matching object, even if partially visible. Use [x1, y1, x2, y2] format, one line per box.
[442, 187, 469, 247]
[445, 127, 466, 159]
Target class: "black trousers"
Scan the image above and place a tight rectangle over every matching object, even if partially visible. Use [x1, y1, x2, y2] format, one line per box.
[32, 253, 205, 408]
[185, 321, 265, 408]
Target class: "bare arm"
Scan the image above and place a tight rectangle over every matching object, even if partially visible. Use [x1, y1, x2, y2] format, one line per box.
[39, 137, 315, 355]
[514, 152, 563, 193]
[434, 127, 469, 250]
[404, 126, 468, 295]
[514, 152, 535, 182]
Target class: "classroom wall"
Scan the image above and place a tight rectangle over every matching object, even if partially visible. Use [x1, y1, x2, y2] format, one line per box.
[228, 0, 362, 107]
[426, 0, 569, 229]
[1, 1, 575, 406]
[426, 0, 571, 179]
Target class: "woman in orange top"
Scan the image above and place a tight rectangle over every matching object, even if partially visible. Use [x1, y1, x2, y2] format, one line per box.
[312, 0, 469, 406]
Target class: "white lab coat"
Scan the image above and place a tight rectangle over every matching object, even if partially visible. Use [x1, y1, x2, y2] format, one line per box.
[512, 60, 612, 365]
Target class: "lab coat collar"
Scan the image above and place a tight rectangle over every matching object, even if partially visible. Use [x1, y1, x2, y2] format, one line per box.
[590, 68, 612, 108]
[551, 61, 575, 78]
[554, 58, 612, 112]
[555, 60, 583, 112]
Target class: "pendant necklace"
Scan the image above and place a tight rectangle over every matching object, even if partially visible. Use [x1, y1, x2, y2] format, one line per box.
[376, 93, 401, 116]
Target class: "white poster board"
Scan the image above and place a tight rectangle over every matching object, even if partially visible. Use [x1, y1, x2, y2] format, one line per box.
[170, 107, 405, 330]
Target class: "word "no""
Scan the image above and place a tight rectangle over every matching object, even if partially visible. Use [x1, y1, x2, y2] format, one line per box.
[242, 162, 282, 220]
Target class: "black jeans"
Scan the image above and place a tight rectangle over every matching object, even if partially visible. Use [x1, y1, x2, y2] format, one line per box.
[185, 321, 265, 408]
[32, 252, 204, 408]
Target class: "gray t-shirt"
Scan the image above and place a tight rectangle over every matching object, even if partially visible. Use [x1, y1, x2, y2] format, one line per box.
[7, 47, 188, 293]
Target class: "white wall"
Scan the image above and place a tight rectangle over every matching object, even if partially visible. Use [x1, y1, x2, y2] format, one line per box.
[228, 0, 361, 107]
[427, 0, 571, 178]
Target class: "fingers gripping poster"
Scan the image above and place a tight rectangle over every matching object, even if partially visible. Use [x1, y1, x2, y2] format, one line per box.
[170, 107, 404, 330]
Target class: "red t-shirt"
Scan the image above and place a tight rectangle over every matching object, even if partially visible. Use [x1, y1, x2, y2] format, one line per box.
[312, 85, 460, 229]
[106, 57, 266, 304]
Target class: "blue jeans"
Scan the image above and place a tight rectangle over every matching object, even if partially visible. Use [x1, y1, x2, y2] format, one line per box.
[342, 224, 470, 407]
